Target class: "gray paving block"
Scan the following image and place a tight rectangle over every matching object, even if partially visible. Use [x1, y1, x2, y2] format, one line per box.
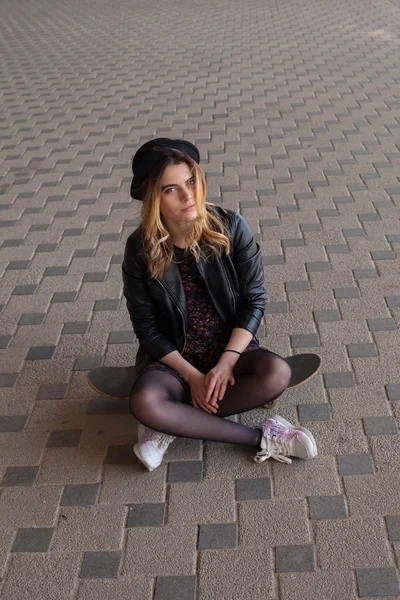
[19, 313, 46, 325]
[326, 244, 349, 254]
[36, 384, 68, 400]
[298, 404, 330, 422]
[79, 551, 122, 579]
[358, 213, 380, 222]
[104, 445, 135, 465]
[308, 495, 347, 520]
[46, 429, 82, 447]
[36, 243, 58, 252]
[291, 334, 320, 348]
[1, 466, 39, 487]
[324, 372, 354, 389]
[12, 528, 54, 552]
[61, 483, 100, 506]
[262, 255, 285, 266]
[281, 239, 304, 248]
[51, 291, 77, 303]
[87, 397, 122, 414]
[385, 516, 400, 541]
[198, 523, 237, 549]
[275, 545, 315, 573]
[44, 266, 68, 276]
[314, 310, 340, 323]
[235, 478, 271, 501]
[7, 260, 31, 270]
[264, 302, 288, 314]
[367, 318, 396, 331]
[0, 373, 19, 387]
[337, 454, 374, 475]
[343, 228, 365, 238]
[83, 272, 107, 283]
[74, 355, 103, 371]
[154, 576, 196, 600]
[285, 281, 310, 292]
[94, 299, 119, 311]
[108, 330, 135, 344]
[167, 461, 203, 483]
[386, 295, 400, 308]
[371, 250, 395, 260]
[300, 223, 322, 232]
[363, 416, 397, 436]
[334, 287, 360, 299]
[0, 415, 27, 432]
[26, 346, 56, 360]
[62, 321, 90, 335]
[73, 249, 95, 258]
[126, 503, 165, 527]
[12, 285, 38, 296]
[306, 261, 330, 272]
[347, 343, 378, 358]
[353, 268, 378, 279]
[356, 567, 399, 597]
[386, 384, 400, 401]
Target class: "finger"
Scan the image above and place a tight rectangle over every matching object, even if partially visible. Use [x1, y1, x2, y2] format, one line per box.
[218, 381, 228, 401]
[205, 377, 217, 403]
[200, 398, 217, 414]
[230, 376, 235, 386]
[210, 382, 222, 406]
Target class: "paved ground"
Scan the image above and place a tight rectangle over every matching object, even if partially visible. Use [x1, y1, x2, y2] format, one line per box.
[1, 0, 400, 598]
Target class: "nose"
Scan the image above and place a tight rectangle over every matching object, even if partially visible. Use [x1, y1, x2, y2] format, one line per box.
[181, 185, 192, 203]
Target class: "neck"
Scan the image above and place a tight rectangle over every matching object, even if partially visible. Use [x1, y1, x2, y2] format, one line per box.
[166, 222, 193, 249]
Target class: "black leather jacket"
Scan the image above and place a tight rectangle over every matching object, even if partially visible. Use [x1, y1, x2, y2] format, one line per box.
[122, 205, 267, 376]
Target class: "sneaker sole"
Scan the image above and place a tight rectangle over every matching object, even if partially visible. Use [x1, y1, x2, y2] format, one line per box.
[273, 415, 318, 458]
[133, 443, 157, 472]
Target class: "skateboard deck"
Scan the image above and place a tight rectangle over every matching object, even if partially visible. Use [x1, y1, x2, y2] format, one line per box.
[87, 354, 321, 403]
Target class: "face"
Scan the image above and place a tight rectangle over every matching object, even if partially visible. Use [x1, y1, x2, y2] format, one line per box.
[159, 163, 198, 224]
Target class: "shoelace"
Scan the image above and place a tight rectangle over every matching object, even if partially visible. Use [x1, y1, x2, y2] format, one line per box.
[144, 432, 174, 451]
[254, 433, 293, 464]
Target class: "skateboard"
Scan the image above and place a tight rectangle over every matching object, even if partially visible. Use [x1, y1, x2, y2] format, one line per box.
[87, 353, 321, 408]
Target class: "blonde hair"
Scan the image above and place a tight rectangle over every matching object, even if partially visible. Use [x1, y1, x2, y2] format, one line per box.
[139, 150, 230, 278]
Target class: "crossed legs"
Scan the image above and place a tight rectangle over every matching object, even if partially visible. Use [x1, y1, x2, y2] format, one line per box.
[129, 349, 291, 447]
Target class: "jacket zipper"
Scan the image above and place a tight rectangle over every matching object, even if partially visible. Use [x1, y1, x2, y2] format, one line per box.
[221, 261, 236, 314]
[156, 278, 187, 353]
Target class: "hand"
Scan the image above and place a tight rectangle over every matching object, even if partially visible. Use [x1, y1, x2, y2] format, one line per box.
[204, 361, 236, 410]
[188, 371, 218, 414]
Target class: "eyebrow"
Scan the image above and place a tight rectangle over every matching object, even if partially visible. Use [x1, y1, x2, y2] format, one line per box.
[161, 176, 194, 191]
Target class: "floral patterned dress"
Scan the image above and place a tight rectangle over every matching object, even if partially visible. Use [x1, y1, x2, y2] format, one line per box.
[140, 246, 259, 392]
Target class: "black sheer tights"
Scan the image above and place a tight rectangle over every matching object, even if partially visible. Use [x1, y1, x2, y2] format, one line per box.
[129, 350, 291, 447]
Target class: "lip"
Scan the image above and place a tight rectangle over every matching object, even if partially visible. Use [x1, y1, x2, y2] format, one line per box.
[181, 205, 196, 212]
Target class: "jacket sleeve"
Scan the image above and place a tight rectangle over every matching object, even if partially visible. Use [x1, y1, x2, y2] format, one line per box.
[122, 237, 178, 360]
[231, 212, 266, 334]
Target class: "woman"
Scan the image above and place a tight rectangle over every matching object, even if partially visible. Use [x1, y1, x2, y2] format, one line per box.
[123, 138, 317, 471]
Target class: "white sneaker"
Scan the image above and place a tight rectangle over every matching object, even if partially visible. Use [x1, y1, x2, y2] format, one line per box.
[254, 415, 317, 464]
[133, 424, 175, 472]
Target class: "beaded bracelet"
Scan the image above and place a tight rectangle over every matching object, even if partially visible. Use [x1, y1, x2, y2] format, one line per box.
[222, 349, 242, 355]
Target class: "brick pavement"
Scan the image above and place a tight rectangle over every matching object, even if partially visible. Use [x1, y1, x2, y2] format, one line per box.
[1, 0, 400, 597]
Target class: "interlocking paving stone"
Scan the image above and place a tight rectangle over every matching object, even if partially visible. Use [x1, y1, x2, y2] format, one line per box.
[167, 461, 203, 483]
[334, 287, 360, 299]
[291, 334, 320, 348]
[11, 527, 54, 552]
[367, 318, 396, 331]
[386, 384, 400, 401]
[108, 330, 134, 344]
[308, 495, 347, 520]
[324, 372, 355, 389]
[74, 355, 103, 371]
[18, 313, 46, 325]
[285, 281, 310, 292]
[46, 429, 82, 448]
[104, 445, 135, 465]
[386, 295, 400, 308]
[94, 299, 119, 311]
[80, 551, 122, 579]
[61, 321, 90, 334]
[61, 484, 100, 506]
[0, 373, 19, 387]
[87, 397, 122, 414]
[51, 291, 77, 303]
[198, 523, 237, 549]
[0, 415, 27, 432]
[363, 416, 398, 436]
[306, 261, 330, 272]
[275, 545, 315, 573]
[154, 576, 196, 600]
[26, 346, 56, 360]
[36, 384, 68, 400]
[347, 343, 378, 358]
[235, 478, 271, 501]
[385, 516, 400, 541]
[298, 404, 330, 422]
[356, 567, 400, 597]
[337, 454, 374, 475]
[313, 310, 340, 323]
[126, 503, 165, 527]
[1, 466, 39, 487]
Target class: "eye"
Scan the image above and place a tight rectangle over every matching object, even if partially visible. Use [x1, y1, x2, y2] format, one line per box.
[189, 178, 195, 186]
[164, 187, 175, 194]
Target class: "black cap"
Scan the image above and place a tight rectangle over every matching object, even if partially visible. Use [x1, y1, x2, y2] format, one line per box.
[130, 138, 200, 200]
